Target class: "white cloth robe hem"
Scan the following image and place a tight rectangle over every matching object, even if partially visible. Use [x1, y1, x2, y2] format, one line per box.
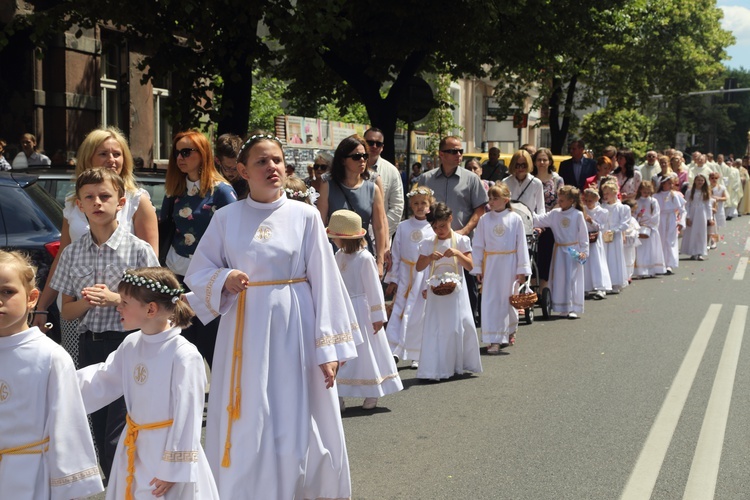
[533, 208, 588, 314]
[681, 196, 712, 257]
[77, 328, 219, 499]
[654, 190, 686, 269]
[470, 210, 531, 344]
[416, 233, 483, 380]
[336, 250, 403, 398]
[384, 218, 433, 360]
[583, 204, 612, 292]
[183, 194, 356, 500]
[601, 201, 630, 289]
[634, 197, 666, 276]
[0, 327, 104, 500]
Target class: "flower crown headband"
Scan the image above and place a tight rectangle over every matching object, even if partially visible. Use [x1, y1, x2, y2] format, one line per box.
[238, 134, 283, 158]
[285, 187, 310, 199]
[122, 272, 184, 303]
[407, 187, 434, 198]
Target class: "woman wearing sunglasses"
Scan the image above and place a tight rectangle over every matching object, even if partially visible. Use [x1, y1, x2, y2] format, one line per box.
[317, 135, 388, 277]
[160, 130, 237, 367]
[305, 152, 332, 195]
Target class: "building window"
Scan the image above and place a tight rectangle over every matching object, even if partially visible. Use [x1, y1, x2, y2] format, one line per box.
[100, 41, 122, 129]
[153, 84, 172, 161]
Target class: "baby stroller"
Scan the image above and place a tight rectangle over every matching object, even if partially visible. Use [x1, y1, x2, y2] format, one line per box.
[509, 201, 540, 324]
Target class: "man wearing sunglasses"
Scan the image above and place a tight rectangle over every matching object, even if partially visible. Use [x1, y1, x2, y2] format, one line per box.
[415, 135, 488, 327]
[215, 133, 247, 199]
[364, 128, 404, 241]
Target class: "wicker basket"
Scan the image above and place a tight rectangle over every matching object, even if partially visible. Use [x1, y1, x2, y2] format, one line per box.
[509, 291, 538, 309]
[431, 282, 457, 296]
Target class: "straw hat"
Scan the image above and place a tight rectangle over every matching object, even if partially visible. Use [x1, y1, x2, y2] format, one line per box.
[326, 210, 366, 239]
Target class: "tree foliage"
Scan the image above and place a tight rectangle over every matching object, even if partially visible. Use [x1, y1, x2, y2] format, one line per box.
[580, 107, 653, 157]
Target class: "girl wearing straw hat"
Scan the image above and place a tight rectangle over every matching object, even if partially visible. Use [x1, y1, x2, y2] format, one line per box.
[328, 210, 403, 411]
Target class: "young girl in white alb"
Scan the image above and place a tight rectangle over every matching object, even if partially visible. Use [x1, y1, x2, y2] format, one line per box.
[600, 182, 630, 293]
[471, 183, 530, 354]
[681, 173, 713, 260]
[328, 210, 403, 410]
[709, 172, 727, 249]
[622, 200, 641, 280]
[77, 267, 219, 500]
[582, 188, 612, 299]
[653, 174, 686, 274]
[0, 250, 104, 500]
[633, 181, 666, 277]
[533, 186, 589, 319]
[416, 202, 482, 380]
[385, 186, 435, 368]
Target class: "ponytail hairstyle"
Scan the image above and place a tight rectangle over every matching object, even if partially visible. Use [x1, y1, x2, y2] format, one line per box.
[558, 185, 583, 211]
[425, 201, 452, 226]
[488, 182, 513, 211]
[118, 267, 194, 328]
[0, 249, 37, 294]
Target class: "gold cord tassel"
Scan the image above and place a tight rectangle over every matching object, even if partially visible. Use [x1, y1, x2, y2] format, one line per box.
[222, 289, 246, 467]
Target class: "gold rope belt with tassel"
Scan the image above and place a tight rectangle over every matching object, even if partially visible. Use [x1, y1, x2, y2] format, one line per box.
[481, 250, 517, 277]
[399, 258, 417, 319]
[0, 437, 49, 462]
[124, 414, 173, 500]
[222, 277, 308, 468]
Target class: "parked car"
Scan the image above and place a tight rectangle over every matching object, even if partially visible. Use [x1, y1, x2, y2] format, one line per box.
[0, 171, 63, 341]
[33, 167, 167, 212]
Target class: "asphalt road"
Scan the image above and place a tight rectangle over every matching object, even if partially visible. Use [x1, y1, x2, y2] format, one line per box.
[342, 215, 750, 500]
[90, 215, 749, 499]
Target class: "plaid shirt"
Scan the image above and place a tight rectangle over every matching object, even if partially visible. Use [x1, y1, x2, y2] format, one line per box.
[51, 224, 159, 334]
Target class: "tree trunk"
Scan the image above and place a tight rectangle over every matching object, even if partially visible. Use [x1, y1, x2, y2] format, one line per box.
[549, 74, 579, 155]
[217, 64, 254, 137]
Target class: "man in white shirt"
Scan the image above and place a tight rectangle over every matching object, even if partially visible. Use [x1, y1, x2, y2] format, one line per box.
[364, 128, 404, 239]
[12, 133, 51, 169]
[638, 150, 660, 184]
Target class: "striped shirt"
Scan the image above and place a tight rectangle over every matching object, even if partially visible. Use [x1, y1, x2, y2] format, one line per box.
[51, 224, 159, 334]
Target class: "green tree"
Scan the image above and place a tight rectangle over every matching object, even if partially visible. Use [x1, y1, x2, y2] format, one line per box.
[421, 73, 462, 157]
[580, 108, 653, 157]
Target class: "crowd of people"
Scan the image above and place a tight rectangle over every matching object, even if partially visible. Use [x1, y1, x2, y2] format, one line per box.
[3, 124, 750, 499]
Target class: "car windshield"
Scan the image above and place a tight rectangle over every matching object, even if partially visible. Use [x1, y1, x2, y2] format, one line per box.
[0, 183, 62, 239]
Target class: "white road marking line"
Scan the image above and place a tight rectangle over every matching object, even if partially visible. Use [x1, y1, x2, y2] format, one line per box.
[620, 304, 722, 500]
[683, 306, 748, 500]
[733, 257, 748, 281]
[745, 237, 750, 252]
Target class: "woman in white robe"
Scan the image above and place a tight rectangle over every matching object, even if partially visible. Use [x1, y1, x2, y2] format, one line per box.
[533, 188, 589, 317]
[653, 176, 686, 273]
[77, 327, 219, 500]
[184, 135, 359, 500]
[384, 215, 434, 362]
[600, 183, 630, 292]
[0, 326, 104, 500]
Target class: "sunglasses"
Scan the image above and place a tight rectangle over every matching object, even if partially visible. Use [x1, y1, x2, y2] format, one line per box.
[313, 163, 328, 170]
[515, 163, 528, 169]
[441, 148, 464, 155]
[366, 140, 384, 148]
[345, 153, 369, 161]
[174, 148, 198, 159]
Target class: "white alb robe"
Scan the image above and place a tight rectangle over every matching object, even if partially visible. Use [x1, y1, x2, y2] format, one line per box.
[634, 197, 666, 276]
[0, 327, 103, 500]
[184, 194, 358, 500]
[623, 218, 641, 279]
[583, 204, 612, 292]
[471, 209, 531, 344]
[417, 232, 482, 380]
[77, 328, 219, 500]
[712, 185, 727, 226]
[601, 201, 630, 289]
[681, 195, 713, 257]
[533, 207, 589, 314]
[336, 249, 403, 398]
[654, 190, 686, 269]
[384, 217, 434, 360]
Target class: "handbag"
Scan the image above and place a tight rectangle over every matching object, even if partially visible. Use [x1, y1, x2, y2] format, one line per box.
[158, 195, 176, 266]
[588, 231, 599, 243]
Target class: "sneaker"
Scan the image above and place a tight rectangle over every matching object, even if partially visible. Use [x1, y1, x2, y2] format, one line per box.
[665, 267, 673, 275]
[697, 255, 705, 261]
[567, 312, 579, 319]
[592, 290, 606, 300]
[410, 360, 419, 369]
[362, 398, 378, 410]
[339, 397, 345, 413]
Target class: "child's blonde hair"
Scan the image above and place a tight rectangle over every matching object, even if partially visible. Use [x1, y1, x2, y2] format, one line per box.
[488, 182, 513, 211]
[407, 185, 435, 205]
[637, 180, 654, 198]
[557, 185, 583, 211]
[284, 177, 313, 205]
[117, 267, 194, 328]
[583, 187, 600, 200]
[601, 181, 619, 197]
[0, 250, 37, 293]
